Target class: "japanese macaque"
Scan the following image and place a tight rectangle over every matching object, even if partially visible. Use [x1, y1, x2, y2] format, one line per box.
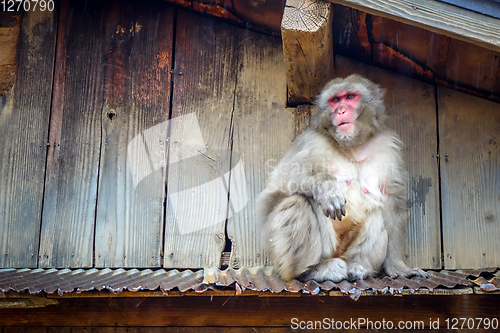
[257, 75, 426, 282]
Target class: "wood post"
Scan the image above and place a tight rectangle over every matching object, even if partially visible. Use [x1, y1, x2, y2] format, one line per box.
[281, 0, 334, 106]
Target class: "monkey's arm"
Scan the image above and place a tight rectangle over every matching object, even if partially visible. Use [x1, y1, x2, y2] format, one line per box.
[285, 163, 346, 221]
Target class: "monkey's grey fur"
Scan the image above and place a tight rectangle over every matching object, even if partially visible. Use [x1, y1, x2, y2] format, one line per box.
[257, 75, 426, 282]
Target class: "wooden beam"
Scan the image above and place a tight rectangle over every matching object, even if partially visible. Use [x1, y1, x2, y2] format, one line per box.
[281, 0, 334, 105]
[327, 0, 500, 53]
[0, 295, 499, 327]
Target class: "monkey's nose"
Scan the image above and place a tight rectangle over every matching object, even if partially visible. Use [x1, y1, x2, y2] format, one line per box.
[337, 106, 346, 114]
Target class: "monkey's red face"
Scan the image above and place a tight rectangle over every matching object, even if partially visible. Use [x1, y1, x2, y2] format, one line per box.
[328, 92, 359, 134]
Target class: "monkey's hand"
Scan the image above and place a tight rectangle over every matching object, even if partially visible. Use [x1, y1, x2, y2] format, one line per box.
[384, 260, 427, 279]
[311, 177, 346, 221]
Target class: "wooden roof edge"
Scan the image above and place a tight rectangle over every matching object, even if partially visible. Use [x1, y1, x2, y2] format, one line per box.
[328, 0, 500, 53]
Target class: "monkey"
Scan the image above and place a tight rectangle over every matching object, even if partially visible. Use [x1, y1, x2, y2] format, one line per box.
[257, 74, 426, 282]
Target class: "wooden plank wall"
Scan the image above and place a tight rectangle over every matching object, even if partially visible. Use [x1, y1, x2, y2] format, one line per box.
[439, 88, 500, 269]
[39, 0, 110, 268]
[164, 11, 239, 268]
[0, 0, 498, 271]
[95, 0, 174, 267]
[228, 28, 295, 268]
[0, 9, 57, 268]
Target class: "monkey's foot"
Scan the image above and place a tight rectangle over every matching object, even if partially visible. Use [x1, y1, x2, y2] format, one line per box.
[302, 258, 348, 283]
[347, 263, 369, 281]
[384, 261, 427, 279]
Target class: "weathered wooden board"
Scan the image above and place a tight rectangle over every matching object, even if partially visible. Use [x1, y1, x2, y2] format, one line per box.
[331, 4, 371, 61]
[228, 30, 295, 268]
[1, 295, 499, 327]
[328, 0, 500, 52]
[335, 56, 441, 269]
[94, 1, 174, 267]
[444, 39, 500, 93]
[163, 11, 239, 268]
[0, 9, 57, 268]
[0, 12, 21, 96]
[439, 87, 500, 269]
[39, 0, 110, 268]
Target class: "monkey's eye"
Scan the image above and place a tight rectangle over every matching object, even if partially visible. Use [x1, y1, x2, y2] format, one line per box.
[331, 97, 340, 103]
[347, 94, 356, 99]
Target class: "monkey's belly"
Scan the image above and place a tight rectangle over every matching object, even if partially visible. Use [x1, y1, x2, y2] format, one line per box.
[330, 216, 362, 258]
[330, 181, 381, 258]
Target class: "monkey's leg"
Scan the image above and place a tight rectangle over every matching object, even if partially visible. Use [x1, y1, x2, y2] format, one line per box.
[301, 258, 348, 282]
[266, 194, 335, 280]
[344, 209, 388, 281]
[299, 203, 348, 283]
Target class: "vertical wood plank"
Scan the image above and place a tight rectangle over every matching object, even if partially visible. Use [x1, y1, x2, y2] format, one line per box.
[94, 1, 174, 267]
[439, 87, 500, 269]
[39, 0, 110, 268]
[228, 30, 295, 268]
[0, 8, 57, 268]
[163, 11, 239, 267]
[335, 55, 442, 269]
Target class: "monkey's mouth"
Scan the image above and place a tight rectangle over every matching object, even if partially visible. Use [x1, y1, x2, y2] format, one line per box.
[338, 122, 353, 131]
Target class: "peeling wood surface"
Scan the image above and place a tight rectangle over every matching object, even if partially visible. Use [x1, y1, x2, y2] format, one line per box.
[439, 87, 500, 269]
[95, 1, 174, 268]
[39, 0, 108, 268]
[164, 10, 238, 268]
[335, 56, 441, 269]
[0, 9, 57, 268]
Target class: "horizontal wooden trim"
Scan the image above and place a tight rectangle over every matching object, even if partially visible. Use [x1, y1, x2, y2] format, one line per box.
[439, 0, 500, 20]
[0, 294, 499, 327]
[328, 0, 500, 52]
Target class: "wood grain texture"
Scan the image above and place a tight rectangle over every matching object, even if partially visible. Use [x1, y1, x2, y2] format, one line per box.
[376, 18, 431, 66]
[228, 30, 295, 268]
[328, 0, 500, 52]
[439, 87, 500, 269]
[39, 0, 110, 268]
[163, 11, 239, 268]
[0, 13, 21, 96]
[281, 0, 334, 105]
[94, 0, 174, 268]
[444, 39, 500, 93]
[0, 9, 57, 268]
[0, 295, 499, 327]
[335, 55, 441, 269]
[331, 4, 371, 61]
[426, 33, 451, 79]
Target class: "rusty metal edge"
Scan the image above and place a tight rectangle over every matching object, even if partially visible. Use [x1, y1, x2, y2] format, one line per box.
[0, 266, 498, 297]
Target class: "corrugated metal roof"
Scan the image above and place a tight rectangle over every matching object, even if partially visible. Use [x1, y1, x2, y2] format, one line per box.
[0, 267, 498, 300]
